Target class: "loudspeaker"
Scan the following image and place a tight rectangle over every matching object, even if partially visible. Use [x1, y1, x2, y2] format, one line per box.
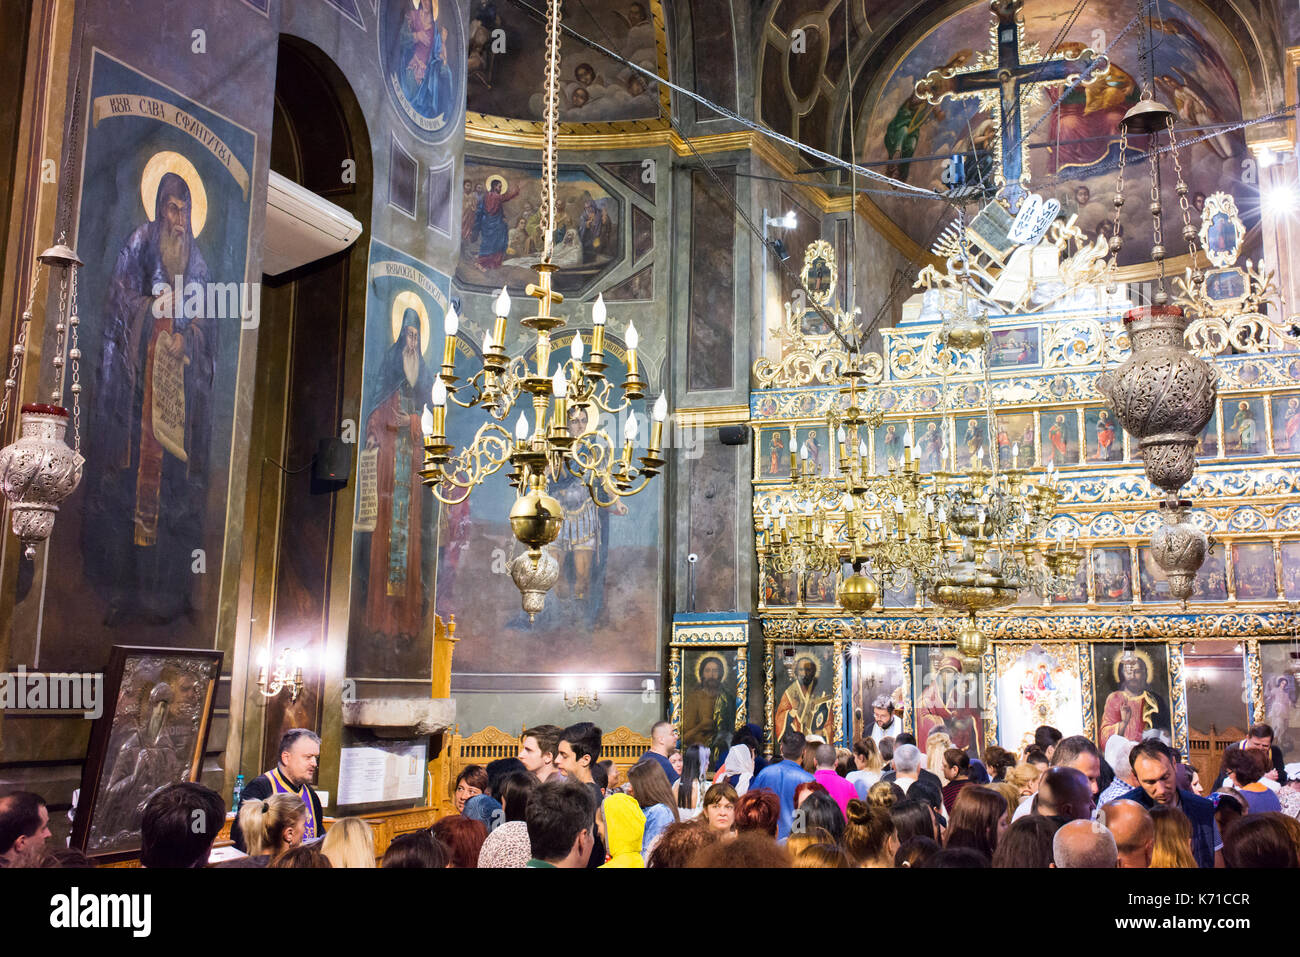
[719, 425, 749, 446]
[312, 438, 352, 485]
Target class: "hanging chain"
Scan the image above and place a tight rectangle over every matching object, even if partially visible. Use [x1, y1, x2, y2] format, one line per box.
[1165, 114, 1201, 288]
[538, 0, 562, 263]
[50, 234, 69, 405]
[0, 262, 45, 434]
[68, 263, 81, 452]
[1148, 135, 1168, 303]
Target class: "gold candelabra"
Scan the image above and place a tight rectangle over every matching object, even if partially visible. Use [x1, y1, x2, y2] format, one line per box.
[257, 648, 305, 703]
[417, 0, 665, 617]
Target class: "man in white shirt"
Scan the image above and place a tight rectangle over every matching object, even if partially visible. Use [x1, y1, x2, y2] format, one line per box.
[869, 696, 904, 743]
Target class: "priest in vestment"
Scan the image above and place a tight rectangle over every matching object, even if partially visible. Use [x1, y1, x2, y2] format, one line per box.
[85, 170, 216, 625]
[363, 309, 434, 641]
[775, 657, 834, 740]
[230, 729, 323, 853]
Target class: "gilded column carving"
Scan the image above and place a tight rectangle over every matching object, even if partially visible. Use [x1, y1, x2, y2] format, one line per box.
[1080, 642, 1096, 742]
[1245, 638, 1264, 725]
[763, 640, 775, 757]
[1168, 640, 1188, 756]
[832, 640, 845, 747]
[735, 650, 749, 729]
[981, 645, 998, 750]
[668, 646, 682, 738]
[899, 643, 914, 735]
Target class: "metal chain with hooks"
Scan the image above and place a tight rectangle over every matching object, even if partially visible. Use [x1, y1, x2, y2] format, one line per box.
[50, 234, 70, 406]
[68, 263, 81, 452]
[1165, 114, 1200, 285]
[537, 0, 562, 264]
[0, 261, 46, 435]
[1148, 127, 1167, 303]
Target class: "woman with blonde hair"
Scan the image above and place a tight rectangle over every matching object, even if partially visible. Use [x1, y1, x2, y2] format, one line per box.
[237, 793, 306, 865]
[847, 737, 884, 798]
[785, 826, 836, 858]
[1005, 761, 1044, 818]
[1150, 805, 1198, 868]
[986, 781, 1021, 822]
[925, 733, 953, 779]
[320, 817, 375, 868]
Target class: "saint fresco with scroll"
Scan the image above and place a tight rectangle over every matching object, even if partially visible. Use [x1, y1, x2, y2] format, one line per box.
[363, 300, 436, 642]
[85, 160, 216, 626]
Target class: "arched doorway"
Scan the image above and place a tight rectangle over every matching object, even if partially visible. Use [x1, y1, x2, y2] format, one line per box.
[234, 35, 372, 782]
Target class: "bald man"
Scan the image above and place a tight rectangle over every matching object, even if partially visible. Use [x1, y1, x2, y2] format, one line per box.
[1052, 819, 1118, 868]
[1035, 766, 1095, 826]
[1101, 799, 1153, 868]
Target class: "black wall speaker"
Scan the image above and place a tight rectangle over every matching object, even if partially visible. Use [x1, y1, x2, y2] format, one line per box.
[719, 425, 749, 446]
[312, 438, 352, 485]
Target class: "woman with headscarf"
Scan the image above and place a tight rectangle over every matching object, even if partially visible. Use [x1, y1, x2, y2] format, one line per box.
[599, 793, 647, 868]
[714, 743, 754, 795]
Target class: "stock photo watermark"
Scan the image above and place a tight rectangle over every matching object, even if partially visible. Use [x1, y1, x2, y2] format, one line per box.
[0, 666, 103, 719]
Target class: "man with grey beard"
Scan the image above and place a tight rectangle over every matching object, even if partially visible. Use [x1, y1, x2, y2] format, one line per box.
[362, 305, 436, 651]
[87, 170, 215, 626]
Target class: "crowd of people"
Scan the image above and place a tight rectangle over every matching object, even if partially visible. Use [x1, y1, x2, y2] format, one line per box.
[1, 715, 1297, 869]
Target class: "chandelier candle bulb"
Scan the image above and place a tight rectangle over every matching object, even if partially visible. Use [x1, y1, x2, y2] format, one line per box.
[551, 369, 568, 430]
[441, 305, 459, 371]
[1012, 442, 1019, 468]
[571, 333, 584, 362]
[429, 378, 447, 438]
[590, 294, 606, 358]
[420, 406, 434, 439]
[514, 412, 529, 451]
[649, 393, 667, 453]
[625, 320, 639, 377]
[838, 427, 848, 463]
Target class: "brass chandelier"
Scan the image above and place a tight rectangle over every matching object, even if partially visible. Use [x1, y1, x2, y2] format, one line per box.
[417, 0, 665, 618]
[757, 252, 1081, 660]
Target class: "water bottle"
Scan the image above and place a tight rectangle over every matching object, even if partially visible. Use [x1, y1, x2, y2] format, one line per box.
[232, 773, 245, 813]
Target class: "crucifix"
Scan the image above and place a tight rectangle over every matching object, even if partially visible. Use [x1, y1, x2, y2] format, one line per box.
[914, 0, 1103, 210]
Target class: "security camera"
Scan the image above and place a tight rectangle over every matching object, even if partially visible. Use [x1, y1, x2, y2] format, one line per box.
[687, 553, 698, 564]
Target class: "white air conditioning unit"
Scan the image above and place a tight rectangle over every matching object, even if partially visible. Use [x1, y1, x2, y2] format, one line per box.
[262, 169, 364, 277]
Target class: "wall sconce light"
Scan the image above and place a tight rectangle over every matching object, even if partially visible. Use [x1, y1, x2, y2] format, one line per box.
[257, 648, 305, 703]
[562, 676, 602, 712]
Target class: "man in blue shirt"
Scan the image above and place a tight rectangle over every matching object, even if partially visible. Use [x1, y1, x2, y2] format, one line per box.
[750, 729, 815, 840]
[1120, 739, 1222, 868]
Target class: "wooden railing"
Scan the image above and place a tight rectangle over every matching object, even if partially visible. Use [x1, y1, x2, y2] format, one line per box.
[1187, 724, 1244, 789]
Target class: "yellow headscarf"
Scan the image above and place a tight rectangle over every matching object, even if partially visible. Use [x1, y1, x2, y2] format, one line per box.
[598, 793, 646, 868]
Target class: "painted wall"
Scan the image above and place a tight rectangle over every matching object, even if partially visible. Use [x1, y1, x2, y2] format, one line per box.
[2, 0, 468, 826]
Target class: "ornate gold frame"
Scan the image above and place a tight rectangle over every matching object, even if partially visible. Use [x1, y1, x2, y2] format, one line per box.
[1198, 191, 1247, 270]
[668, 618, 750, 748]
[991, 641, 1085, 751]
[762, 637, 846, 754]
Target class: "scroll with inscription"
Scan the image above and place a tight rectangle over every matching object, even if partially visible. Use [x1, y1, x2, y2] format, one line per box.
[150, 333, 188, 462]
